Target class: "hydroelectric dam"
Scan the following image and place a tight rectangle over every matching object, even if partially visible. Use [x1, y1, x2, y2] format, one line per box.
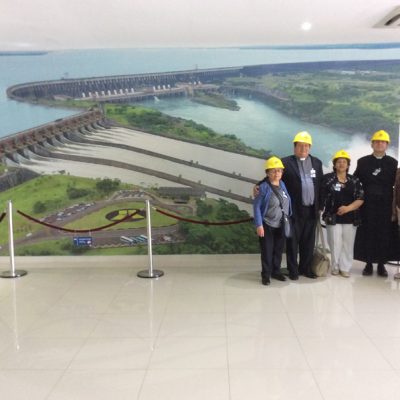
[3, 59, 400, 211]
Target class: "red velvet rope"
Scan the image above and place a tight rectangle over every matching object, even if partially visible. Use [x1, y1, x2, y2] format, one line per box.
[155, 207, 253, 225]
[0, 212, 6, 223]
[17, 209, 139, 233]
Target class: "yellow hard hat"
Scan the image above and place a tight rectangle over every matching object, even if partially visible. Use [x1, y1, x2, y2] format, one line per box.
[332, 150, 350, 161]
[264, 156, 285, 170]
[293, 131, 312, 145]
[371, 130, 390, 143]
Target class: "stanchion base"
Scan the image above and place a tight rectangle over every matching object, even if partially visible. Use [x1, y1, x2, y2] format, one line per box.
[0, 270, 28, 279]
[137, 270, 164, 279]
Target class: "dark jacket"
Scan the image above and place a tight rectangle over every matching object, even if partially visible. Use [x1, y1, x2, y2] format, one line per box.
[319, 172, 364, 226]
[394, 168, 400, 210]
[280, 154, 323, 219]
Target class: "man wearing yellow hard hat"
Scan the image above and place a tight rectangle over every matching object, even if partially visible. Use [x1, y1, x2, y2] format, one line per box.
[353, 130, 398, 277]
[281, 131, 324, 279]
[255, 131, 323, 279]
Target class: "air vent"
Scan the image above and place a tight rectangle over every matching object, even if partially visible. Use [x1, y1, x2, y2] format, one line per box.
[375, 6, 400, 28]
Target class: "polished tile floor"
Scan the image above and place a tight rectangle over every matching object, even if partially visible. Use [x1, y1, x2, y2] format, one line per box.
[0, 255, 400, 400]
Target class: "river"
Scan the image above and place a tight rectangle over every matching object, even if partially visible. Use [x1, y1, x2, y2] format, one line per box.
[139, 96, 362, 167]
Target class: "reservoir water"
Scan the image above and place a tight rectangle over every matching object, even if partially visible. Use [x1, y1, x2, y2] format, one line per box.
[139, 96, 358, 166]
[1, 46, 400, 165]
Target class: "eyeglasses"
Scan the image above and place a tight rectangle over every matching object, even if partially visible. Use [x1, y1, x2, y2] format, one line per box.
[268, 169, 283, 174]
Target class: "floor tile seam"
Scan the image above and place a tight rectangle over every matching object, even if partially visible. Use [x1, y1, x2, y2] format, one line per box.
[41, 314, 114, 399]
[66, 366, 152, 371]
[285, 309, 327, 400]
[295, 334, 396, 371]
[92, 311, 167, 316]
[28, 310, 107, 318]
[42, 334, 91, 400]
[285, 311, 371, 339]
[33, 277, 86, 318]
[0, 366, 71, 371]
[144, 366, 229, 370]
[98, 281, 132, 316]
[350, 314, 399, 371]
[10, 308, 69, 340]
[135, 305, 171, 400]
[0, 310, 43, 338]
[223, 296, 231, 400]
[61, 309, 108, 372]
[342, 302, 400, 348]
[307, 366, 395, 371]
[329, 288, 372, 317]
[158, 333, 228, 338]
[141, 293, 171, 368]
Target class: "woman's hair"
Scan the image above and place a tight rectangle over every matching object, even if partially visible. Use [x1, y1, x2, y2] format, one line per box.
[332, 158, 350, 173]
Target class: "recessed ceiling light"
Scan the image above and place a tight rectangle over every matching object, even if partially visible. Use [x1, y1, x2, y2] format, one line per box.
[301, 22, 312, 31]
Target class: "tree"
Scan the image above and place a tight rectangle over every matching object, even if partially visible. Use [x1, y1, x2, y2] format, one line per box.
[96, 178, 121, 194]
[33, 201, 46, 214]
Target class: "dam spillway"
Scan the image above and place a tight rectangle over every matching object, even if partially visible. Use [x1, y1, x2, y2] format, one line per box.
[7, 67, 241, 103]
[8, 59, 400, 104]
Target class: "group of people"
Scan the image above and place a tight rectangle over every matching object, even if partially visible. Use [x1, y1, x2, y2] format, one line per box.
[253, 130, 399, 286]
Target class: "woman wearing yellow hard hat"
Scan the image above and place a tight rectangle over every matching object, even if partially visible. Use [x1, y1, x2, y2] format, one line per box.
[320, 150, 364, 277]
[353, 130, 398, 277]
[253, 156, 293, 285]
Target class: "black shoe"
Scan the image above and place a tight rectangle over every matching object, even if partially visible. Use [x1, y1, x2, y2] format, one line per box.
[377, 263, 388, 277]
[288, 273, 299, 281]
[304, 272, 317, 279]
[362, 263, 373, 276]
[271, 273, 286, 281]
[262, 277, 270, 286]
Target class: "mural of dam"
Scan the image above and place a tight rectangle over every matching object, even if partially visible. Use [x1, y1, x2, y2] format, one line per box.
[4, 59, 400, 213]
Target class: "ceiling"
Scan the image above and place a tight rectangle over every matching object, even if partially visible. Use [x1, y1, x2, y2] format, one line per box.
[1, 0, 400, 50]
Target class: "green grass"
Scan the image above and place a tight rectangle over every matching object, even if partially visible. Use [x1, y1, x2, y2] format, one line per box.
[191, 92, 240, 110]
[0, 175, 130, 242]
[0, 174, 177, 255]
[63, 201, 176, 231]
[14, 238, 149, 256]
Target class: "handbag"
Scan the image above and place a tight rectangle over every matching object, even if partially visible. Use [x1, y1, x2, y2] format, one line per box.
[281, 213, 293, 239]
[311, 222, 330, 277]
[268, 182, 292, 238]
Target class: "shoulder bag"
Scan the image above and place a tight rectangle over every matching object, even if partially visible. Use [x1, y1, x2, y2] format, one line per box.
[311, 221, 330, 277]
[268, 182, 292, 238]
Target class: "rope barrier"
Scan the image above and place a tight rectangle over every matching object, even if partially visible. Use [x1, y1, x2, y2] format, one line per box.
[154, 207, 253, 226]
[0, 212, 6, 224]
[17, 209, 139, 233]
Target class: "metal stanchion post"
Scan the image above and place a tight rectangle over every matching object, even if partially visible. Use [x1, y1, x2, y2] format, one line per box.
[137, 200, 164, 279]
[1, 200, 27, 279]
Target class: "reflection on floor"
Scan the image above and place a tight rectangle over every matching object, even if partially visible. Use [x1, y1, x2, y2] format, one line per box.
[0, 255, 400, 400]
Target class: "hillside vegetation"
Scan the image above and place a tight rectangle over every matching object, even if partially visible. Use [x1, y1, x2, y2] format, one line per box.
[225, 68, 400, 140]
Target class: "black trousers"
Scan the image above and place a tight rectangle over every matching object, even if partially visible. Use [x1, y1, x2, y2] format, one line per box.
[354, 195, 393, 263]
[286, 206, 317, 275]
[259, 223, 285, 279]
